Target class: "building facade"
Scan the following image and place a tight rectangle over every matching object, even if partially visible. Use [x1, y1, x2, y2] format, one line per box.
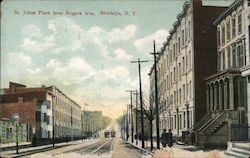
[47, 86, 82, 139]
[197, 0, 249, 147]
[149, 0, 227, 137]
[1, 82, 53, 138]
[1, 82, 82, 140]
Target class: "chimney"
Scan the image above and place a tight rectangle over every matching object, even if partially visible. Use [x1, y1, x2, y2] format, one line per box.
[41, 85, 46, 91]
[18, 97, 23, 103]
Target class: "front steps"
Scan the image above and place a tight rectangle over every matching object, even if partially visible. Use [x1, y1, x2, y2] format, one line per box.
[225, 142, 250, 158]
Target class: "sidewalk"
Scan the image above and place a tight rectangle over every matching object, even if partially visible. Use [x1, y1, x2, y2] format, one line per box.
[0, 142, 31, 148]
[124, 139, 230, 158]
[0, 138, 98, 158]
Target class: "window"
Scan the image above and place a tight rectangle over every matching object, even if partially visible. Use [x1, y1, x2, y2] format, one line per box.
[174, 67, 176, 81]
[222, 24, 225, 44]
[182, 57, 185, 73]
[36, 111, 41, 122]
[43, 113, 47, 122]
[166, 55, 169, 67]
[237, 41, 245, 67]
[232, 16, 236, 37]
[179, 63, 181, 79]
[174, 115, 177, 129]
[174, 91, 176, 105]
[218, 52, 221, 71]
[232, 43, 236, 67]
[167, 76, 169, 88]
[178, 37, 181, 52]
[188, 21, 191, 39]
[184, 112, 186, 128]
[179, 89, 182, 103]
[222, 51, 225, 70]
[183, 84, 186, 100]
[170, 50, 172, 64]
[226, 20, 230, 41]
[238, 14, 242, 35]
[227, 46, 231, 68]
[170, 72, 172, 85]
[182, 30, 185, 47]
[189, 51, 192, 69]
[173, 45, 176, 58]
[217, 28, 221, 47]
[180, 114, 182, 130]
[189, 81, 192, 99]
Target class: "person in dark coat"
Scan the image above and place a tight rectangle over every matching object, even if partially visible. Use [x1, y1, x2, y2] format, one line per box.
[167, 129, 173, 147]
[161, 129, 167, 147]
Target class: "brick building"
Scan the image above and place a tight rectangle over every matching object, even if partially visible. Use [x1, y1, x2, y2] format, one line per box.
[149, 0, 227, 137]
[0, 82, 52, 138]
[0, 82, 82, 140]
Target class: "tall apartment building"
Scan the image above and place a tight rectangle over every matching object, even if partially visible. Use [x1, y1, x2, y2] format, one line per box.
[149, 0, 226, 137]
[197, 0, 249, 147]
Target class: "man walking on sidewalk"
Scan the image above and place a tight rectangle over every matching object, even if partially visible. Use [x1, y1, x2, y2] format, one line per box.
[161, 129, 167, 147]
[167, 129, 173, 147]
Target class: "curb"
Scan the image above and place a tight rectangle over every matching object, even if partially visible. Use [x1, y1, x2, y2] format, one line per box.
[125, 141, 154, 156]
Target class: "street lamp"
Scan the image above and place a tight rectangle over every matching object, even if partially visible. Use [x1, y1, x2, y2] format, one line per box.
[11, 113, 19, 154]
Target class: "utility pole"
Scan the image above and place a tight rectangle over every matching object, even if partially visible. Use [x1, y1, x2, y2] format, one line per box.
[52, 95, 55, 147]
[131, 58, 148, 148]
[133, 90, 139, 145]
[126, 90, 136, 143]
[127, 105, 129, 140]
[71, 106, 73, 141]
[150, 40, 160, 149]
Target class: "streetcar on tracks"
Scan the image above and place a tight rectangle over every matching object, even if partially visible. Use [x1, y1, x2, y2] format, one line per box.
[111, 131, 116, 137]
[104, 130, 110, 138]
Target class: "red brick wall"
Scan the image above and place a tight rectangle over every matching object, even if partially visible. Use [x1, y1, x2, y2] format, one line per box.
[0, 99, 36, 128]
[192, 1, 227, 123]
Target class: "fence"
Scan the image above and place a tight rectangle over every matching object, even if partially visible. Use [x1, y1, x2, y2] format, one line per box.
[0, 120, 32, 144]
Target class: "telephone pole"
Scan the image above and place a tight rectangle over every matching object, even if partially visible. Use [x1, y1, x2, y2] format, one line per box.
[150, 40, 160, 149]
[131, 58, 148, 148]
[133, 90, 139, 145]
[126, 90, 136, 143]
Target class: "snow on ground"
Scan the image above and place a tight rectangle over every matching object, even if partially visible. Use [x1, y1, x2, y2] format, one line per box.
[153, 148, 229, 158]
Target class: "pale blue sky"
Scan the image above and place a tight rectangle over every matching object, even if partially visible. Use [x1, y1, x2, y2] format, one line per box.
[1, 0, 233, 119]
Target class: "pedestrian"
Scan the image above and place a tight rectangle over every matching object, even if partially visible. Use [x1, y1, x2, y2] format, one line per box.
[167, 129, 173, 147]
[161, 129, 167, 147]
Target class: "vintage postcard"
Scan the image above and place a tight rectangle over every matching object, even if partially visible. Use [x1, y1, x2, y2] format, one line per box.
[0, 0, 249, 157]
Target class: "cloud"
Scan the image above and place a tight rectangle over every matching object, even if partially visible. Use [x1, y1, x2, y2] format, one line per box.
[22, 24, 43, 39]
[134, 29, 169, 53]
[21, 35, 55, 53]
[113, 48, 133, 61]
[107, 24, 137, 43]
[47, 57, 94, 85]
[48, 18, 85, 53]
[8, 52, 32, 66]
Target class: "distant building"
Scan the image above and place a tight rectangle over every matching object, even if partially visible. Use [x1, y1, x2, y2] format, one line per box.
[149, 0, 227, 137]
[82, 110, 103, 137]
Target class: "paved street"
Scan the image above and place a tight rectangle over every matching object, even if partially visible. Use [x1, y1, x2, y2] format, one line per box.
[1, 136, 153, 158]
[112, 138, 151, 158]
